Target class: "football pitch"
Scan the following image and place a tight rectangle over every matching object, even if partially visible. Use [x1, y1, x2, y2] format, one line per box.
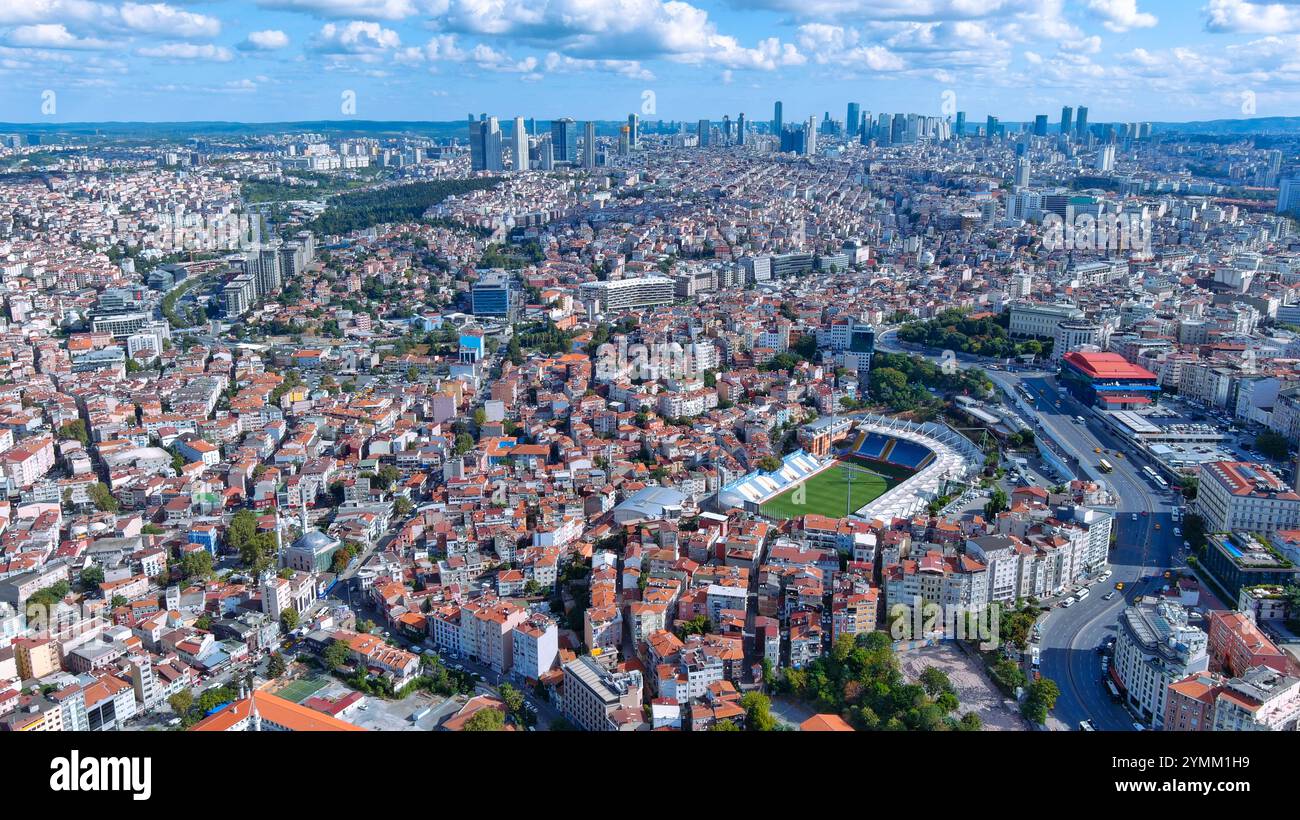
[760, 456, 912, 520]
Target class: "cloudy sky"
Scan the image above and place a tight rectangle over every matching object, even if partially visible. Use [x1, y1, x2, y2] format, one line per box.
[1, 0, 1299, 124]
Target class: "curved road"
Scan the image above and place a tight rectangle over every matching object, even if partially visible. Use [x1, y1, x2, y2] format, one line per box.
[875, 330, 1180, 730]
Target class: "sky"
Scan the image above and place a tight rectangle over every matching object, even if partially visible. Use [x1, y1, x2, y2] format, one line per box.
[1, 0, 1300, 125]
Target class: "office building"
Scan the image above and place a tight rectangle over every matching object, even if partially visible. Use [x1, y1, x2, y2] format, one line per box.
[773, 101, 782, 134]
[1278, 177, 1300, 215]
[1034, 114, 1048, 136]
[469, 116, 503, 172]
[471, 271, 515, 319]
[697, 118, 710, 147]
[551, 118, 577, 164]
[1076, 105, 1089, 138]
[511, 116, 528, 172]
[846, 103, 860, 138]
[561, 655, 643, 731]
[1113, 599, 1208, 728]
[1195, 462, 1300, 536]
[1061, 105, 1073, 135]
[579, 276, 675, 312]
[627, 113, 639, 149]
[583, 120, 597, 168]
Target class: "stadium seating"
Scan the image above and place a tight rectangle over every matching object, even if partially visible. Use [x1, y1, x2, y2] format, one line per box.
[855, 432, 891, 460]
[884, 440, 931, 469]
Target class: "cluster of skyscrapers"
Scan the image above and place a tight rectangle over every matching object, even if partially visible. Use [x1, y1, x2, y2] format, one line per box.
[469, 113, 642, 173]
[468, 100, 1147, 168]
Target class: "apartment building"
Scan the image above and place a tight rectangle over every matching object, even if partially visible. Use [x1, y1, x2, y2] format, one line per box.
[561, 654, 644, 731]
[1195, 461, 1300, 534]
[1114, 600, 1209, 728]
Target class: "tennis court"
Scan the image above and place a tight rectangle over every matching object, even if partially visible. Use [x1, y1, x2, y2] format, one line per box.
[275, 676, 330, 704]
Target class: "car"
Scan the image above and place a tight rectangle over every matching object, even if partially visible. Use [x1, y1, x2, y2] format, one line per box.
[1154, 523, 1161, 530]
[1094, 447, 1102, 454]
[1115, 582, 1125, 590]
[1173, 527, 1181, 536]
[1061, 597, 1077, 608]
[1131, 513, 1138, 521]
[1132, 722, 1147, 732]
[1079, 720, 1096, 731]
[1103, 591, 1116, 601]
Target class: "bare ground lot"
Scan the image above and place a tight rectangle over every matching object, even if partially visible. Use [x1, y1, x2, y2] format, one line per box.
[898, 643, 1030, 731]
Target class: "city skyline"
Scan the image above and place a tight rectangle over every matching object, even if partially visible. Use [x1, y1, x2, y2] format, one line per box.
[3, 0, 1300, 123]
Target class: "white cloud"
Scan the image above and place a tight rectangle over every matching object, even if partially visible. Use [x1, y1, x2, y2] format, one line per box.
[137, 42, 233, 60]
[239, 29, 290, 51]
[6, 23, 113, 49]
[542, 51, 654, 80]
[433, 0, 803, 70]
[1205, 0, 1300, 33]
[256, 0, 423, 21]
[309, 20, 401, 54]
[1085, 0, 1156, 32]
[118, 3, 221, 38]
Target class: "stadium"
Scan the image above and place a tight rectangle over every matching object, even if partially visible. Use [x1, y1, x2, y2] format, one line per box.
[717, 414, 984, 522]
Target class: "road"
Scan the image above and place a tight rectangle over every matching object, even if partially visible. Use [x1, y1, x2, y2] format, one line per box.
[876, 330, 1181, 730]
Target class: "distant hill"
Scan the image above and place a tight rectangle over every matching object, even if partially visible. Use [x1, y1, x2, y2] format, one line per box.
[0, 120, 632, 139]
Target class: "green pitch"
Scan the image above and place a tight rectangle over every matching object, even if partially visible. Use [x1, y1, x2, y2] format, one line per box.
[276, 676, 329, 704]
[760, 456, 911, 519]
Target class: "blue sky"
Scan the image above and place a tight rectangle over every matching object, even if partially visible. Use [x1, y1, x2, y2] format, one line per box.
[1, 0, 1298, 124]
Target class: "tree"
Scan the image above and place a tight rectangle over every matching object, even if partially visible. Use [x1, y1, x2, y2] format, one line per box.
[757, 455, 783, 473]
[1022, 678, 1061, 724]
[376, 465, 401, 491]
[280, 608, 300, 632]
[498, 683, 526, 723]
[463, 707, 506, 731]
[78, 565, 105, 588]
[709, 719, 740, 731]
[88, 482, 118, 513]
[58, 419, 88, 445]
[740, 691, 777, 731]
[323, 639, 351, 670]
[226, 509, 258, 554]
[393, 496, 414, 517]
[984, 488, 1009, 519]
[266, 653, 287, 679]
[919, 666, 954, 699]
[1256, 431, 1291, 461]
[168, 690, 193, 717]
[180, 550, 214, 580]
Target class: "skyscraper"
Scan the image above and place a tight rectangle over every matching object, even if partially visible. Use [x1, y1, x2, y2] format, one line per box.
[804, 116, 817, 156]
[737, 112, 746, 145]
[722, 114, 731, 142]
[551, 118, 577, 164]
[1014, 157, 1031, 187]
[1060, 106, 1073, 136]
[469, 116, 503, 172]
[773, 101, 783, 134]
[627, 113, 639, 150]
[697, 118, 710, 147]
[955, 111, 966, 137]
[847, 102, 860, 138]
[583, 120, 597, 168]
[1034, 114, 1048, 136]
[1075, 106, 1089, 139]
[986, 115, 1000, 139]
[511, 116, 528, 173]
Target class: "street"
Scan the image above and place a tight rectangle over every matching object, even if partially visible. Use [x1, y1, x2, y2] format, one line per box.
[876, 330, 1181, 730]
